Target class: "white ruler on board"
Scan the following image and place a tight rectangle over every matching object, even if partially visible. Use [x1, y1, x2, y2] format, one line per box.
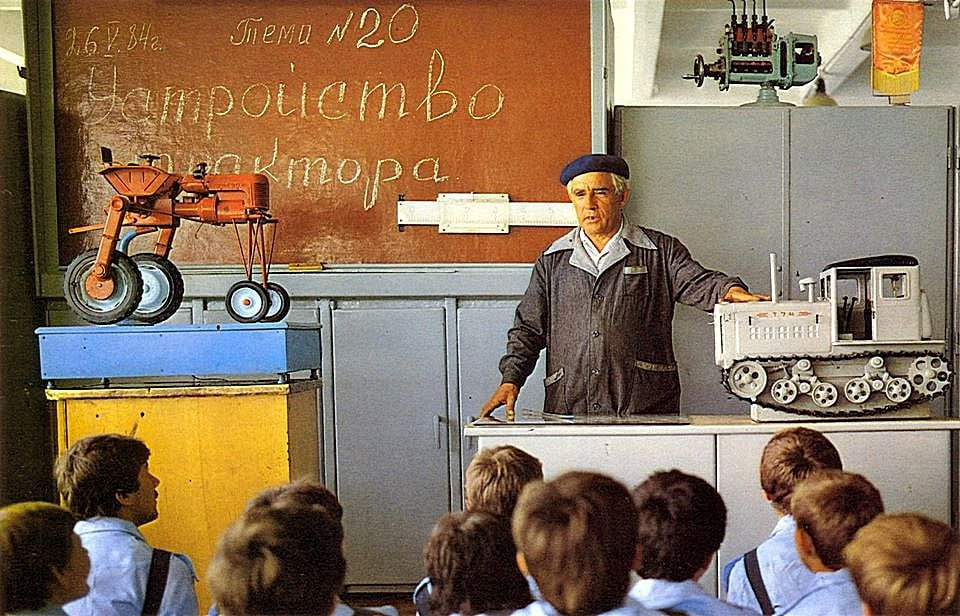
[397, 193, 575, 233]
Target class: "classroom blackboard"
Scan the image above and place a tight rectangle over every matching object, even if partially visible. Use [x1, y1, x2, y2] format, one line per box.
[51, 1, 594, 265]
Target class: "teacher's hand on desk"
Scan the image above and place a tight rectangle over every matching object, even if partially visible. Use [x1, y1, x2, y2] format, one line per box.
[480, 383, 518, 421]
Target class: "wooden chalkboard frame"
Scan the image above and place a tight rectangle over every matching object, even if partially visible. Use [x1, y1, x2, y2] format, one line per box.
[24, 0, 613, 297]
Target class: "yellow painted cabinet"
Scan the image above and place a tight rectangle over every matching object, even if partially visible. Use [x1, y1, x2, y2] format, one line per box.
[48, 381, 321, 614]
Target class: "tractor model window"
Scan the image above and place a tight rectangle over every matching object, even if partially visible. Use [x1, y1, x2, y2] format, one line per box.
[881, 273, 908, 299]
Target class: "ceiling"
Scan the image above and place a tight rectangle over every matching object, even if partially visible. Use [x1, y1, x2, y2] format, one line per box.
[609, 0, 957, 106]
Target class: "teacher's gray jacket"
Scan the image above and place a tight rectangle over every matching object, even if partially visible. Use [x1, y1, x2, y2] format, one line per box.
[499, 217, 744, 416]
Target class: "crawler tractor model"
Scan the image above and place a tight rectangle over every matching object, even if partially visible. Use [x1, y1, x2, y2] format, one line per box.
[715, 255, 951, 417]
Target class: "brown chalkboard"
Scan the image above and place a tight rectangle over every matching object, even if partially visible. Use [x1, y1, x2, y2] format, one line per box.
[51, 1, 594, 265]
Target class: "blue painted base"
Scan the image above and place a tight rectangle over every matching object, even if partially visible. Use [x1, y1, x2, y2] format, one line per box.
[36, 323, 321, 381]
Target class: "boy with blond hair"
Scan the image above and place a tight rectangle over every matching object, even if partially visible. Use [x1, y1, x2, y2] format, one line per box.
[464, 444, 544, 517]
[723, 427, 842, 614]
[779, 469, 884, 616]
[845, 512, 960, 616]
[512, 471, 661, 616]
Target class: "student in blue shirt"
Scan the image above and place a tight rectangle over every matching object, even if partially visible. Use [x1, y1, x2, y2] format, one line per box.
[511, 471, 662, 616]
[723, 427, 843, 615]
[629, 469, 756, 616]
[0, 502, 91, 616]
[778, 470, 884, 616]
[55, 434, 198, 616]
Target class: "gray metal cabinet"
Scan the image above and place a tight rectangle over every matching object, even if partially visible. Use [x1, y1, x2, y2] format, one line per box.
[331, 305, 451, 589]
[615, 105, 955, 415]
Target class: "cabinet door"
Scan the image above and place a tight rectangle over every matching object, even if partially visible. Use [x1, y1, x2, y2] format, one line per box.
[332, 307, 450, 588]
[615, 106, 787, 414]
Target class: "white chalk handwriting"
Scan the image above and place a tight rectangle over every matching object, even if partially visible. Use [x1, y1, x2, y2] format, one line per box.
[80, 50, 505, 138]
[325, 4, 419, 48]
[122, 139, 447, 211]
[229, 17, 312, 46]
[63, 21, 162, 58]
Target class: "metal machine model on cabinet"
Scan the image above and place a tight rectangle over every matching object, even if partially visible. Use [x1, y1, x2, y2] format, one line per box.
[716, 254, 951, 417]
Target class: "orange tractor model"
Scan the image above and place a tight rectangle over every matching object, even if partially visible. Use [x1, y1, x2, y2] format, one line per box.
[64, 147, 289, 325]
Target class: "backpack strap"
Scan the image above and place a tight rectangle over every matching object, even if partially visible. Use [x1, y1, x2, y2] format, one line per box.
[744, 548, 774, 616]
[142, 548, 171, 616]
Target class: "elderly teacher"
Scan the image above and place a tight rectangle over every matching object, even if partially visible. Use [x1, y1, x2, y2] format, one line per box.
[481, 153, 766, 418]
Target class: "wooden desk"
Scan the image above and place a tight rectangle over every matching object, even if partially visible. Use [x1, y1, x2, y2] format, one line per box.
[49, 381, 321, 613]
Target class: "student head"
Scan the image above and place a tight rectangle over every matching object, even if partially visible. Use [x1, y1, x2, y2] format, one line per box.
[465, 445, 543, 517]
[760, 427, 842, 515]
[0, 501, 90, 613]
[512, 471, 638, 616]
[631, 469, 727, 582]
[55, 433, 159, 525]
[424, 510, 532, 615]
[790, 469, 883, 572]
[845, 513, 960, 616]
[208, 498, 346, 616]
[243, 478, 343, 522]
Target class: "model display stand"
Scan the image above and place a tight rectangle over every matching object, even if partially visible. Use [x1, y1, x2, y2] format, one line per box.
[749, 401, 931, 422]
[36, 322, 320, 386]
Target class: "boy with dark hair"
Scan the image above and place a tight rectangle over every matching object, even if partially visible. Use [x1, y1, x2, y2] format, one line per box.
[415, 445, 543, 615]
[208, 497, 345, 616]
[723, 427, 842, 614]
[844, 512, 960, 616]
[0, 501, 90, 614]
[422, 510, 532, 615]
[511, 471, 661, 616]
[779, 469, 884, 616]
[55, 433, 198, 616]
[629, 469, 755, 615]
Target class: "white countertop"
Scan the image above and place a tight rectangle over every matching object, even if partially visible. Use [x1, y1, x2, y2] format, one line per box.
[464, 414, 960, 437]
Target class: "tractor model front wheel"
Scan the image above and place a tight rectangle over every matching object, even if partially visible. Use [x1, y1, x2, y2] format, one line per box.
[64, 249, 143, 324]
[225, 280, 269, 323]
[130, 254, 184, 325]
[262, 282, 291, 322]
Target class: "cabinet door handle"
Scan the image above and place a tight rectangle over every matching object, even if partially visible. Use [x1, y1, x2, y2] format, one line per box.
[434, 415, 445, 450]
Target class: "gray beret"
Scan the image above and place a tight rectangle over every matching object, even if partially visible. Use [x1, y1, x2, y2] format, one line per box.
[559, 154, 630, 185]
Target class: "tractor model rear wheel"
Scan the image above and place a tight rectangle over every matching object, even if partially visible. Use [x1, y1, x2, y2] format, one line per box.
[64, 249, 143, 324]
